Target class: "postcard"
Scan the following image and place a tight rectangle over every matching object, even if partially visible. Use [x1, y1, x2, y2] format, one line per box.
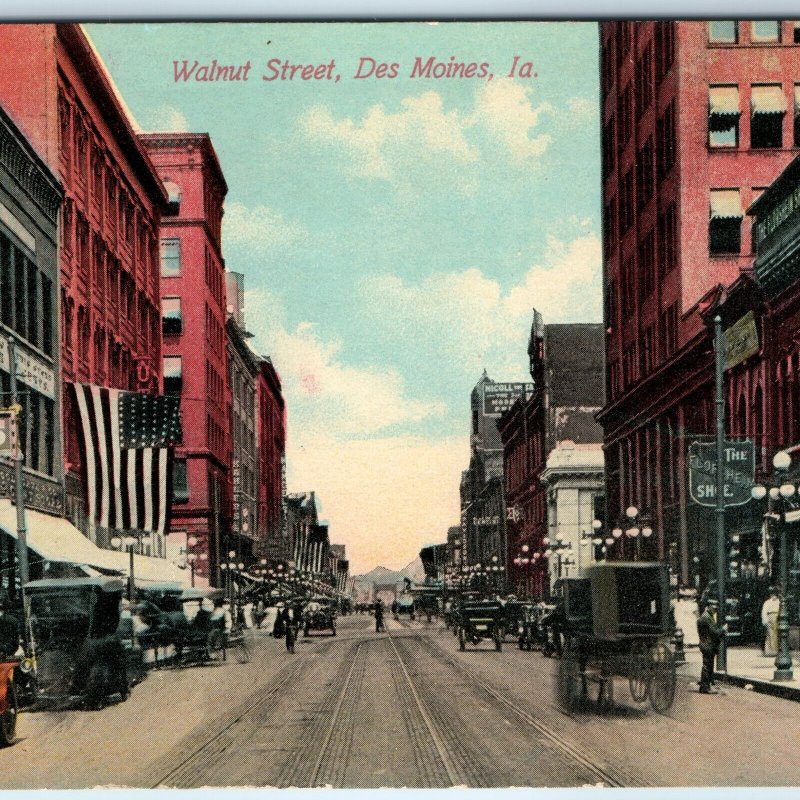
[0, 17, 798, 790]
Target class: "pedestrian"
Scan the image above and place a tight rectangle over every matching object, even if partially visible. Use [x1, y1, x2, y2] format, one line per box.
[281, 603, 298, 653]
[761, 588, 780, 657]
[375, 599, 385, 632]
[697, 598, 726, 694]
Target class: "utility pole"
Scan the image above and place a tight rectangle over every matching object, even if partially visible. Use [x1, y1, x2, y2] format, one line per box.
[8, 337, 29, 588]
[713, 316, 727, 672]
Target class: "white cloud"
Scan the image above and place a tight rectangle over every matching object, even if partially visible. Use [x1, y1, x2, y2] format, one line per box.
[142, 104, 189, 132]
[244, 287, 446, 438]
[565, 95, 598, 122]
[301, 91, 477, 181]
[359, 232, 602, 378]
[300, 80, 553, 183]
[224, 201, 307, 254]
[472, 78, 553, 162]
[287, 433, 464, 573]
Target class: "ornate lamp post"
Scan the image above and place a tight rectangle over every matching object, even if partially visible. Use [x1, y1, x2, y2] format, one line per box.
[623, 506, 654, 561]
[111, 533, 151, 601]
[186, 536, 208, 588]
[219, 550, 244, 607]
[751, 450, 795, 681]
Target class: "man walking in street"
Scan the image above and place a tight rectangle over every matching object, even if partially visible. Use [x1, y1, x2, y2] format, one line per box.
[375, 599, 385, 633]
[697, 598, 726, 694]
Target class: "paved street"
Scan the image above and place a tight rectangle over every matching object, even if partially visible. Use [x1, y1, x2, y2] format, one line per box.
[2, 613, 800, 788]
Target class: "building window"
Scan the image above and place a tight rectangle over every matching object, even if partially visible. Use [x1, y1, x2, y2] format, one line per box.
[637, 229, 655, 300]
[604, 197, 618, 254]
[794, 85, 800, 146]
[621, 170, 634, 233]
[709, 189, 743, 255]
[172, 458, 189, 503]
[709, 21, 738, 43]
[635, 43, 652, 118]
[602, 116, 616, 177]
[160, 238, 181, 277]
[163, 355, 183, 394]
[751, 85, 786, 148]
[794, 22, 800, 43]
[654, 22, 675, 79]
[751, 21, 780, 42]
[162, 296, 182, 336]
[656, 101, 676, 179]
[660, 303, 678, 359]
[642, 324, 657, 374]
[708, 86, 740, 147]
[636, 137, 654, 210]
[163, 179, 182, 217]
[658, 203, 677, 277]
[622, 256, 636, 313]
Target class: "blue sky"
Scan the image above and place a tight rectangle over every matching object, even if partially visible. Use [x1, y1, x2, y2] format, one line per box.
[88, 22, 602, 572]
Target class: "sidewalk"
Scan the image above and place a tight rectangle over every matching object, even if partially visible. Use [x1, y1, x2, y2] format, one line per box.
[681, 644, 800, 701]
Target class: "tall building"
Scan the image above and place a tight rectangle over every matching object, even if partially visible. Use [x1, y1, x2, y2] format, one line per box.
[140, 132, 231, 585]
[459, 372, 533, 571]
[0, 24, 167, 550]
[0, 103, 62, 594]
[257, 357, 287, 562]
[499, 313, 604, 600]
[598, 21, 800, 583]
[226, 314, 259, 564]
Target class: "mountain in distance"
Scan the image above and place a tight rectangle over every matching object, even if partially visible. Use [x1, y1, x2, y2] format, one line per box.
[355, 558, 426, 585]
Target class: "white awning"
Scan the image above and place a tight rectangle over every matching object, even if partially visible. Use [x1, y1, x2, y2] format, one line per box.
[751, 85, 787, 115]
[710, 190, 743, 219]
[709, 86, 740, 116]
[0, 499, 183, 585]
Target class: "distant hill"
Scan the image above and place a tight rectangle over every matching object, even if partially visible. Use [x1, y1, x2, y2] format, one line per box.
[356, 559, 426, 586]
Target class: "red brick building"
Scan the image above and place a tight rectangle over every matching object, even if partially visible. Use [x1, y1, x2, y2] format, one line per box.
[598, 21, 800, 584]
[256, 357, 287, 562]
[140, 132, 231, 585]
[0, 24, 167, 549]
[499, 314, 604, 600]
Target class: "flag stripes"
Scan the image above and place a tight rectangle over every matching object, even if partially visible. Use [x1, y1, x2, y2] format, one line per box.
[72, 383, 179, 537]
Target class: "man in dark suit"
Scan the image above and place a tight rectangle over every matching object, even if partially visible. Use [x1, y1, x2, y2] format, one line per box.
[697, 598, 726, 693]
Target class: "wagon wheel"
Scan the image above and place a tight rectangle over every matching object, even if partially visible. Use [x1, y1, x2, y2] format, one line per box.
[0, 678, 17, 746]
[628, 640, 652, 703]
[458, 627, 466, 651]
[649, 642, 677, 713]
[206, 629, 226, 663]
[557, 640, 580, 711]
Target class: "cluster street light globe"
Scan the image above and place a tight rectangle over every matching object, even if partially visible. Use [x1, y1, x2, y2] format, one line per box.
[750, 450, 796, 681]
[111, 533, 151, 600]
[186, 535, 208, 587]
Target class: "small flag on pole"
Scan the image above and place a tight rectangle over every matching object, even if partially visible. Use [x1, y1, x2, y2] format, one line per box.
[71, 383, 182, 536]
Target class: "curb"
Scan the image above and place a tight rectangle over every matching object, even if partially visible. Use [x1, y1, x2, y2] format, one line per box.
[714, 670, 800, 702]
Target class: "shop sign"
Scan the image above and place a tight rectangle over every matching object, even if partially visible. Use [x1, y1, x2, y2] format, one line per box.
[483, 382, 534, 415]
[688, 439, 755, 507]
[724, 311, 759, 371]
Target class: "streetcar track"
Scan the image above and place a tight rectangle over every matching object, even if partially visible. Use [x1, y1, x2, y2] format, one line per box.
[150, 637, 337, 788]
[402, 622, 648, 788]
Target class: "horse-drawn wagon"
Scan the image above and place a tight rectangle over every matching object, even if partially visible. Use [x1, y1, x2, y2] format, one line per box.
[556, 563, 677, 713]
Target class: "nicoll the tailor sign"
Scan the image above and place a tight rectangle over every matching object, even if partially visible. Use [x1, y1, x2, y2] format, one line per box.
[688, 439, 755, 507]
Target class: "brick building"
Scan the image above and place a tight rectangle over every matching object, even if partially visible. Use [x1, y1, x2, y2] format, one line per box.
[140, 132, 231, 585]
[257, 356, 287, 562]
[499, 313, 604, 600]
[0, 24, 167, 550]
[598, 21, 800, 584]
[0, 103, 62, 593]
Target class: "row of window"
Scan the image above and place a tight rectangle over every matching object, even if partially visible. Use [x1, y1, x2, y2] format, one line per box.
[708, 20, 800, 45]
[0, 231, 54, 356]
[59, 93, 156, 268]
[608, 303, 678, 399]
[602, 22, 675, 95]
[206, 303, 225, 359]
[709, 83, 800, 150]
[0, 369, 55, 477]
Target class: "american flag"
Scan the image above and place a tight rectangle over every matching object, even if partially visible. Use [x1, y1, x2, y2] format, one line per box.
[71, 383, 182, 536]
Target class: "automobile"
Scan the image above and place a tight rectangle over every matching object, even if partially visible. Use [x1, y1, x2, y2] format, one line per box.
[457, 595, 504, 651]
[25, 576, 132, 708]
[516, 603, 544, 651]
[396, 596, 416, 620]
[0, 655, 21, 746]
[303, 596, 337, 636]
[501, 599, 527, 642]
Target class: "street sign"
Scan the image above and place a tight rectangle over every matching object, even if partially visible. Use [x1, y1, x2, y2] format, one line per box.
[688, 439, 755, 507]
[0, 409, 19, 457]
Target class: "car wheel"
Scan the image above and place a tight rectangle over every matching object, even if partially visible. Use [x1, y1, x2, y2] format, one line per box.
[0, 679, 17, 746]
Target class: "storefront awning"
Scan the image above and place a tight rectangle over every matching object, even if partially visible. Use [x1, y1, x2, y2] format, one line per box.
[710, 190, 744, 219]
[751, 85, 786, 115]
[709, 86, 740, 116]
[0, 499, 183, 586]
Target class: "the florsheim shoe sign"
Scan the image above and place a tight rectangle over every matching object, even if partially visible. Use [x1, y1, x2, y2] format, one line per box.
[688, 439, 755, 507]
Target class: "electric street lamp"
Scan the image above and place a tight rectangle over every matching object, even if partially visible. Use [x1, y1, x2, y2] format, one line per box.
[111, 533, 151, 600]
[751, 450, 796, 681]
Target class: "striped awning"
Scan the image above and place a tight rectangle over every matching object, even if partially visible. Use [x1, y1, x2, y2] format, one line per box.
[710, 189, 743, 219]
[709, 86, 740, 116]
[751, 85, 786, 115]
